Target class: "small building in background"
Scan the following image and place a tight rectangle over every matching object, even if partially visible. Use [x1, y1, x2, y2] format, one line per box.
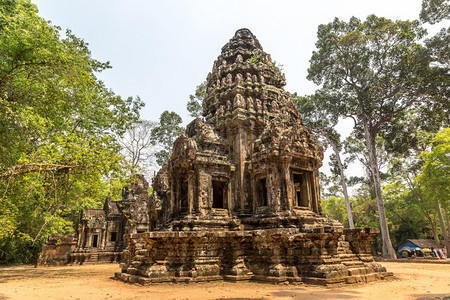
[37, 175, 149, 266]
[397, 239, 444, 255]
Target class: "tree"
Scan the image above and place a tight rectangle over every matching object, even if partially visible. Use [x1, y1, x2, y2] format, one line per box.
[151, 111, 184, 166]
[420, 0, 450, 24]
[307, 15, 432, 258]
[117, 119, 158, 178]
[417, 128, 450, 254]
[294, 92, 355, 228]
[0, 0, 142, 263]
[186, 81, 206, 118]
[383, 166, 440, 246]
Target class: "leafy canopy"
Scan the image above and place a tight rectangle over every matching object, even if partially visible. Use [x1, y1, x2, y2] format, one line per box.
[0, 0, 142, 263]
[151, 111, 184, 166]
[308, 15, 431, 132]
[186, 82, 206, 118]
[417, 128, 450, 210]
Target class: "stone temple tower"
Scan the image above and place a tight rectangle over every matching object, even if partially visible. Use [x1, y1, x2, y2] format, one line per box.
[116, 29, 391, 285]
[202, 28, 322, 218]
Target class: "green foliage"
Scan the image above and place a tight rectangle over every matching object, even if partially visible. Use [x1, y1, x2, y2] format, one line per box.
[247, 53, 263, 64]
[186, 82, 206, 118]
[420, 0, 450, 24]
[425, 27, 450, 69]
[322, 196, 348, 225]
[0, 0, 142, 264]
[417, 128, 450, 210]
[151, 111, 184, 166]
[307, 15, 434, 256]
[293, 91, 340, 150]
[308, 15, 429, 132]
[383, 180, 434, 247]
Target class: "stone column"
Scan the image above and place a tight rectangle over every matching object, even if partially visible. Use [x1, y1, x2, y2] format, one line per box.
[236, 125, 246, 211]
[169, 180, 175, 218]
[267, 165, 281, 212]
[312, 170, 320, 213]
[251, 176, 257, 213]
[188, 171, 194, 215]
[281, 159, 293, 210]
[227, 179, 232, 213]
[305, 173, 312, 209]
[101, 229, 106, 249]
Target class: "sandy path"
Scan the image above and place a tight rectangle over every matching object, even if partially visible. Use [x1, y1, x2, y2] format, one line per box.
[0, 262, 449, 300]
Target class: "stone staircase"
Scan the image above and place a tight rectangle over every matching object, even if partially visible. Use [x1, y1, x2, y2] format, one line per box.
[90, 253, 99, 262]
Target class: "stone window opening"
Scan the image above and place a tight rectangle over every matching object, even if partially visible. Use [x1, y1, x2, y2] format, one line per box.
[212, 180, 226, 209]
[109, 232, 117, 242]
[293, 172, 310, 208]
[257, 178, 268, 207]
[91, 234, 98, 248]
[179, 178, 189, 213]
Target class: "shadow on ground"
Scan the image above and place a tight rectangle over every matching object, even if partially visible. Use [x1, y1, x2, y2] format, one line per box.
[0, 293, 9, 300]
[0, 265, 116, 283]
[220, 287, 362, 300]
[415, 294, 450, 300]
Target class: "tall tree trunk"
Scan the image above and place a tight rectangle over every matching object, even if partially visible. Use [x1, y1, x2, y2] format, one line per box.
[407, 178, 440, 245]
[328, 138, 355, 228]
[446, 210, 450, 243]
[423, 209, 441, 245]
[362, 118, 397, 259]
[436, 202, 450, 255]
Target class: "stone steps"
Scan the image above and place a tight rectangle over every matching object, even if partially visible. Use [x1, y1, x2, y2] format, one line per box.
[89, 253, 99, 262]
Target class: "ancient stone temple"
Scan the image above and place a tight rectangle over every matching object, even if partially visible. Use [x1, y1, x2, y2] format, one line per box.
[69, 174, 150, 264]
[37, 175, 150, 266]
[116, 29, 391, 285]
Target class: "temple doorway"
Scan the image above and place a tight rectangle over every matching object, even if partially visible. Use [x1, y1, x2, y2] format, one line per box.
[91, 234, 98, 248]
[212, 181, 226, 209]
[257, 178, 268, 206]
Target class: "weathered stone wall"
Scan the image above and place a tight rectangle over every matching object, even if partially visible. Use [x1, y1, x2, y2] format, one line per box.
[36, 234, 77, 267]
[116, 228, 391, 285]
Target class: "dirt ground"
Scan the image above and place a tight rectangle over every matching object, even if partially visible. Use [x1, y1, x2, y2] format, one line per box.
[0, 262, 449, 300]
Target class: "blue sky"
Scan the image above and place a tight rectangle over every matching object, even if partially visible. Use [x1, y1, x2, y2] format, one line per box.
[31, 0, 440, 187]
[32, 0, 429, 123]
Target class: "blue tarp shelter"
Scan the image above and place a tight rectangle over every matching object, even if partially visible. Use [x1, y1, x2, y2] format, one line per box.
[397, 239, 442, 252]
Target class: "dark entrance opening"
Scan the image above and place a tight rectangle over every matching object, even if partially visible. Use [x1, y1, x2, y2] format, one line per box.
[293, 172, 310, 207]
[180, 179, 188, 213]
[212, 181, 226, 208]
[91, 234, 98, 247]
[293, 173, 302, 207]
[109, 232, 117, 242]
[258, 178, 268, 206]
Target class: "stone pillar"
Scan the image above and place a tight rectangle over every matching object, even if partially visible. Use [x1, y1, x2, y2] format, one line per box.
[227, 179, 232, 213]
[188, 171, 194, 215]
[267, 165, 281, 212]
[236, 125, 246, 211]
[312, 170, 320, 213]
[281, 160, 293, 210]
[251, 176, 257, 213]
[101, 229, 106, 249]
[305, 173, 312, 209]
[77, 223, 85, 248]
[169, 180, 175, 218]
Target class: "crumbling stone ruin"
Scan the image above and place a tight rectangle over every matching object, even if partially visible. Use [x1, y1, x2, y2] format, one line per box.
[37, 175, 150, 266]
[116, 29, 392, 285]
[36, 234, 77, 266]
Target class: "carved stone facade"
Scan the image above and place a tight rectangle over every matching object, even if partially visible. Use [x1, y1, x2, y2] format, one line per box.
[69, 174, 150, 264]
[38, 175, 150, 266]
[116, 29, 392, 285]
